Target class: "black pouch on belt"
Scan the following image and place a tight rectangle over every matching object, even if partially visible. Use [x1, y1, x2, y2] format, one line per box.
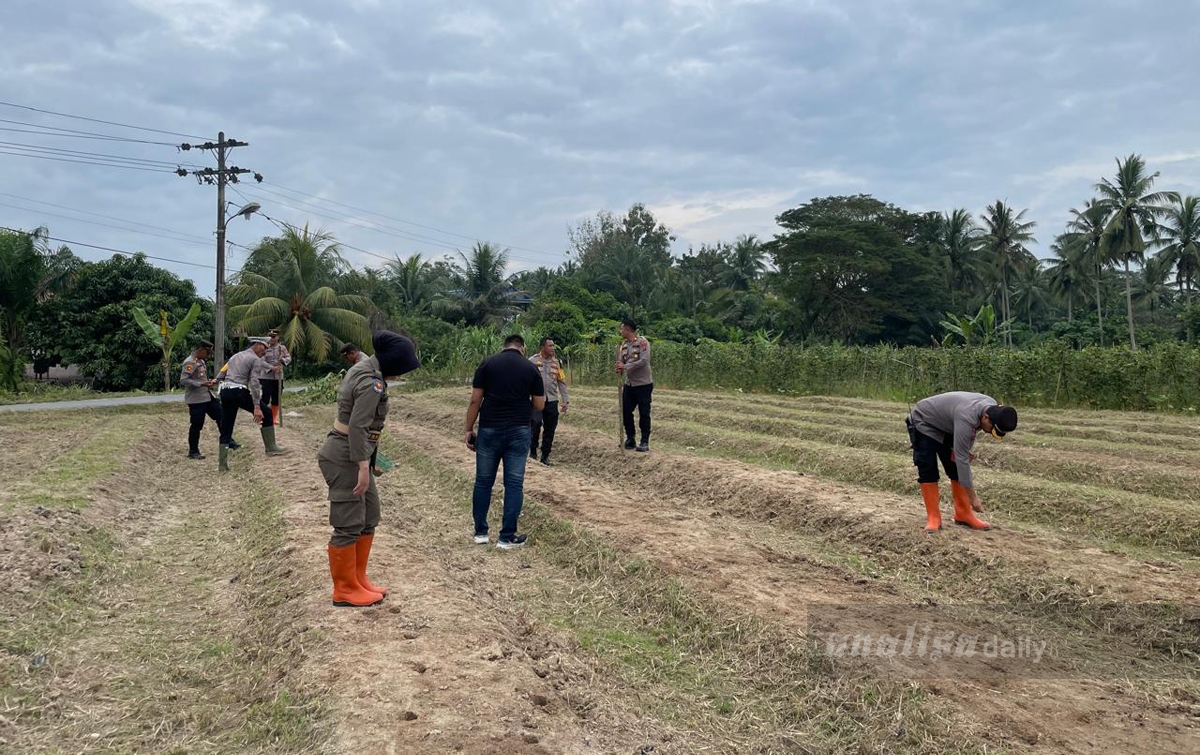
[905, 416, 917, 449]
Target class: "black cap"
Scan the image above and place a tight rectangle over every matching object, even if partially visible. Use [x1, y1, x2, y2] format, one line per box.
[986, 405, 1018, 436]
[339, 343, 359, 355]
[197, 340, 214, 350]
[372, 330, 420, 377]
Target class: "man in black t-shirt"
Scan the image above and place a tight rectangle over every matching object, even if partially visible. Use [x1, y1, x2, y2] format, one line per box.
[463, 334, 546, 549]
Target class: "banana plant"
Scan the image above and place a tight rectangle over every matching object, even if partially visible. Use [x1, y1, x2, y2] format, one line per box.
[940, 303, 1010, 347]
[133, 303, 202, 392]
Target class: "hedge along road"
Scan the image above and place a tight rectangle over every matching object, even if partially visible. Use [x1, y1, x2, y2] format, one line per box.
[0, 386, 308, 413]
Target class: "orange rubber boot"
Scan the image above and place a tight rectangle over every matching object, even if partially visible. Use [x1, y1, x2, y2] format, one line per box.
[328, 543, 384, 607]
[354, 534, 388, 598]
[950, 481, 990, 530]
[271, 405, 280, 426]
[920, 483, 942, 533]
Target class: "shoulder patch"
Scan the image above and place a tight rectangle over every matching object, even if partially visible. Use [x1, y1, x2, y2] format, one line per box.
[184, 363, 194, 373]
[372, 379, 385, 394]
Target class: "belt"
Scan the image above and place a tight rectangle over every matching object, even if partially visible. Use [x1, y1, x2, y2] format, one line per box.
[223, 381, 248, 390]
[332, 420, 380, 442]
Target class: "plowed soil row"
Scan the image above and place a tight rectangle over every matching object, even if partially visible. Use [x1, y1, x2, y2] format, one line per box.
[529, 389, 1200, 558]
[389, 397, 1199, 754]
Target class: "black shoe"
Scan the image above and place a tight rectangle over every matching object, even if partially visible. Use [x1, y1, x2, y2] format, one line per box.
[539, 456, 551, 467]
[223, 439, 241, 450]
[187, 451, 205, 460]
[530, 448, 537, 459]
[624, 438, 636, 450]
[496, 534, 528, 550]
[636, 441, 649, 453]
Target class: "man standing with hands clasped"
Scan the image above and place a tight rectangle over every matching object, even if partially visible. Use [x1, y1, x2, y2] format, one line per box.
[529, 337, 569, 466]
[180, 340, 222, 460]
[616, 319, 653, 452]
[464, 334, 545, 549]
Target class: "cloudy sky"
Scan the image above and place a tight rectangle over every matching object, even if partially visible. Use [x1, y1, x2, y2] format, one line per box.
[2, 0, 1199, 296]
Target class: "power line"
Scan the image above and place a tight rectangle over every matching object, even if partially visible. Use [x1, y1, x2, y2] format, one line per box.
[236, 186, 561, 271]
[0, 200, 213, 247]
[0, 118, 181, 146]
[0, 149, 178, 173]
[0, 226, 231, 272]
[0, 140, 197, 169]
[0, 100, 212, 141]
[263, 180, 564, 261]
[0, 192, 213, 243]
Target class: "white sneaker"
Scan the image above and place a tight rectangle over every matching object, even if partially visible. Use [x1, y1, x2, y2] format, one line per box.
[472, 533, 489, 545]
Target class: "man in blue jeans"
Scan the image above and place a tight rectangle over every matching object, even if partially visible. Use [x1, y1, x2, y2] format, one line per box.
[464, 334, 546, 549]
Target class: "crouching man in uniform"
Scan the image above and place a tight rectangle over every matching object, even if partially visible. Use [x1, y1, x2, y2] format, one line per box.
[318, 331, 420, 608]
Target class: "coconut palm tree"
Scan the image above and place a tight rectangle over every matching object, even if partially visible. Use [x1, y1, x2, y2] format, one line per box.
[980, 201, 1037, 346]
[1133, 252, 1175, 327]
[385, 253, 443, 314]
[226, 225, 372, 362]
[1094, 154, 1178, 350]
[939, 209, 983, 307]
[1158, 195, 1200, 303]
[1045, 237, 1088, 322]
[720, 234, 767, 291]
[439, 242, 522, 326]
[0, 226, 80, 351]
[1010, 259, 1050, 329]
[1063, 201, 1112, 345]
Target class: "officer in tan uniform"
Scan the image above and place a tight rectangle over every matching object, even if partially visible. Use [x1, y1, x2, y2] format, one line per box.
[616, 319, 653, 452]
[529, 337, 569, 465]
[260, 329, 290, 426]
[218, 341, 287, 463]
[180, 340, 222, 460]
[318, 330, 420, 608]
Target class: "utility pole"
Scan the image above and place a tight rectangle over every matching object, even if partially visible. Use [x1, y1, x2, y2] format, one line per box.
[177, 133, 262, 367]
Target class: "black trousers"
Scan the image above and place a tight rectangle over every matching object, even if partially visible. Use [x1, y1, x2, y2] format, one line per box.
[907, 418, 958, 484]
[220, 386, 272, 444]
[530, 400, 560, 458]
[188, 398, 223, 453]
[260, 378, 280, 408]
[622, 383, 653, 442]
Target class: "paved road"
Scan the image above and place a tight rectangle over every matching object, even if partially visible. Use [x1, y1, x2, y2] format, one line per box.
[0, 386, 307, 413]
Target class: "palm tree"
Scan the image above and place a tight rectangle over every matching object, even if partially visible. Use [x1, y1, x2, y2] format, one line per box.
[227, 225, 372, 362]
[1133, 252, 1175, 327]
[980, 201, 1037, 346]
[385, 253, 441, 314]
[440, 242, 522, 326]
[939, 209, 983, 307]
[720, 234, 767, 291]
[1010, 259, 1050, 329]
[0, 226, 80, 351]
[1159, 195, 1200, 303]
[1045, 237, 1088, 322]
[1094, 154, 1178, 350]
[1063, 200, 1111, 345]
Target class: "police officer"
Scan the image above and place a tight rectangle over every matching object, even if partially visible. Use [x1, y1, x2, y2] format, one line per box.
[218, 341, 287, 462]
[616, 319, 653, 452]
[260, 329, 290, 426]
[907, 391, 1018, 533]
[529, 337, 569, 465]
[180, 340, 222, 460]
[339, 342, 368, 367]
[319, 330, 420, 608]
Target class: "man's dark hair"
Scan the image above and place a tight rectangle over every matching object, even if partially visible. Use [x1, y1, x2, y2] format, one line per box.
[197, 340, 214, 350]
[986, 405, 1019, 436]
[539, 336, 553, 348]
[504, 334, 525, 348]
[622, 319, 637, 332]
[339, 343, 359, 355]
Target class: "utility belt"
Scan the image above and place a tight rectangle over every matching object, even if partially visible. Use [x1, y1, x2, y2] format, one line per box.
[332, 419, 380, 442]
[222, 381, 248, 391]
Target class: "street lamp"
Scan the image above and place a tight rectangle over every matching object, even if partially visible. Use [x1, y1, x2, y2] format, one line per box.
[214, 200, 262, 367]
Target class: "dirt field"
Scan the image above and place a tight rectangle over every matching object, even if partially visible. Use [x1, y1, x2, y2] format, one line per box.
[2, 387, 1197, 754]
